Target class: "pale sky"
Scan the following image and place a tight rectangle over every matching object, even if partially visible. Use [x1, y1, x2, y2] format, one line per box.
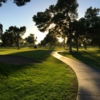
[0, 0, 100, 43]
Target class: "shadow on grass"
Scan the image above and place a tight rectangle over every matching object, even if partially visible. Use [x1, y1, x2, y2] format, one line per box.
[59, 49, 100, 69]
[0, 49, 53, 78]
[71, 50, 100, 69]
[8, 49, 53, 61]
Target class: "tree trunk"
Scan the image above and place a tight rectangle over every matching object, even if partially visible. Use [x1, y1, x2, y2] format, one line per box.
[84, 43, 87, 50]
[69, 28, 73, 53]
[76, 37, 79, 51]
[17, 40, 20, 50]
[69, 40, 72, 53]
[69, 20, 73, 53]
[98, 44, 100, 49]
[18, 44, 20, 49]
[64, 35, 66, 49]
[69, 34, 72, 53]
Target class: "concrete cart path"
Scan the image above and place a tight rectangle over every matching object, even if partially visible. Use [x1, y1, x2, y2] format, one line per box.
[51, 51, 100, 100]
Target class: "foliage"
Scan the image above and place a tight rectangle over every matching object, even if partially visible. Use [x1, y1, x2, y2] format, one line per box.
[0, 0, 30, 7]
[1, 26, 26, 49]
[1, 0, 100, 51]
[84, 7, 100, 48]
[25, 34, 36, 46]
[71, 18, 87, 51]
[0, 23, 3, 37]
[40, 29, 58, 49]
[33, 1, 100, 51]
[33, 0, 79, 53]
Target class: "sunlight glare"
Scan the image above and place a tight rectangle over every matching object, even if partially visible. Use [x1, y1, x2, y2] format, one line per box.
[58, 37, 63, 43]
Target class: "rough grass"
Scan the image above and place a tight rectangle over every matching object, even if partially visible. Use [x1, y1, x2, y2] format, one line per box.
[0, 47, 78, 100]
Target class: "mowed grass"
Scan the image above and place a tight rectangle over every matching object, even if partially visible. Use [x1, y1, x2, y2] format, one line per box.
[0, 47, 78, 100]
[59, 47, 100, 69]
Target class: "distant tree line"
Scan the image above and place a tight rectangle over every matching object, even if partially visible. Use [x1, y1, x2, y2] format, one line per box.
[33, 0, 100, 52]
[0, 25, 26, 49]
[0, 0, 100, 52]
[0, 0, 37, 49]
[0, 24, 36, 49]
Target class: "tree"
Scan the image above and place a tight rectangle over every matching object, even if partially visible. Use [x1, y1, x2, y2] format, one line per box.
[40, 29, 58, 49]
[0, 0, 30, 7]
[0, 23, 3, 38]
[72, 18, 86, 51]
[33, 0, 79, 53]
[84, 7, 100, 48]
[2, 31, 14, 46]
[25, 33, 36, 46]
[15, 26, 26, 49]
[1, 26, 26, 49]
[1, 26, 16, 46]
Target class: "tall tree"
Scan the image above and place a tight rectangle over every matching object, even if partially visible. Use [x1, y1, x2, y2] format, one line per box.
[33, 0, 79, 53]
[15, 26, 26, 49]
[84, 7, 100, 48]
[72, 18, 86, 51]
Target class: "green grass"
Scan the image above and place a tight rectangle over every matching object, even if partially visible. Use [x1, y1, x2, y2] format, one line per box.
[0, 47, 78, 100]
[59, 47, 100, 69]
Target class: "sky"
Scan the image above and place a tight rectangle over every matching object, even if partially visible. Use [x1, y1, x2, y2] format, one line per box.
[0, 0, 100, 43]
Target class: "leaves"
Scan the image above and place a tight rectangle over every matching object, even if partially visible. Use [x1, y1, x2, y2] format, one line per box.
[0, 0, 30, 6]
[1, 26, 26, 47]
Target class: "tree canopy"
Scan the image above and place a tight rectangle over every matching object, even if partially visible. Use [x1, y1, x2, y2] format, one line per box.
[25, 33, 37, 46]
[1, 26, 26, 49]
[0, 0, 30, 7]
[0, 23, 3, 37]
[33, 0, 79, 52]
[1, 0, 100, 51]
[33, 0, 100, 51]
[84, 7, 100, 48]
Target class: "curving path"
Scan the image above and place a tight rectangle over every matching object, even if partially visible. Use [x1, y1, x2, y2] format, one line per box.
[51, 51, 100, 100]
